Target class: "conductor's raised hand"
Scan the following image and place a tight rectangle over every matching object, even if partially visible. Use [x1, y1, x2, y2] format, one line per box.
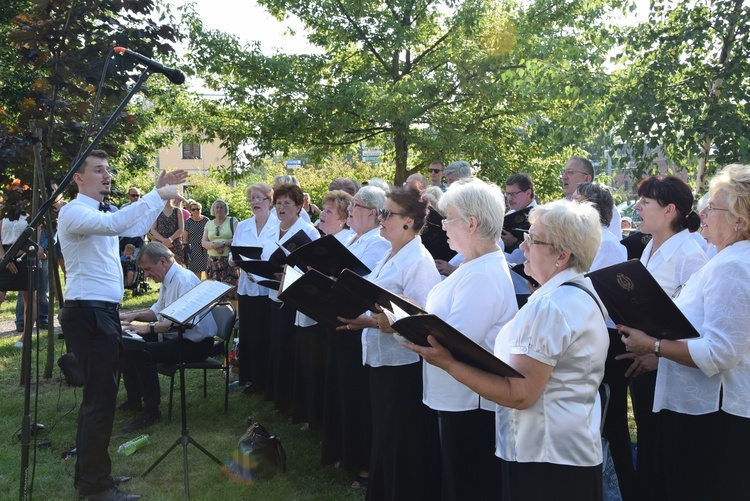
[404, 335, 455, 371]
[156, 185, 188, 202]
[155, 169, 189, 189]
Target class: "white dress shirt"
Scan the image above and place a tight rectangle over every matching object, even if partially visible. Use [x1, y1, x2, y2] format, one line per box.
[345, 227, 391, 273]
[494, 268, 609, 466]
[234, 213, 278, 297]
[654, 240, 750, 418]
[334, 228, 355, 244]
[150, 263, 217, 342]
[640, 229, 707, 297]
[590, 226, 627, 273]
[362, 237, 440, 367]
[58, 191, 164, 303]
[422, 251, 518, 411]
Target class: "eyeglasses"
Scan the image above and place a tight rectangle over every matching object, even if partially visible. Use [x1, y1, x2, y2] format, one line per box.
[429, 169, 442, 174]
[128, 194, 140, 198]
[215, 225, 221, 236]
[560, 169, 588, 177]
[190, 208, 201, 212]
[441, 218, 462, 229]
[523, 233, 552, 247]
[505, 190, 524, 198]
[249, 196, 269, 203]
[379, 209, 406, 220]
[706, 203, 730, 214]
[349, 201, 371, 211]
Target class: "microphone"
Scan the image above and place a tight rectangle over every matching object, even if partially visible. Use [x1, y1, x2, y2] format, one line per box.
[113, 47, 186, 85]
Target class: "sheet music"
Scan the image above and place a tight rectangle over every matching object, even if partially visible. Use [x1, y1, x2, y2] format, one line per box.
[159, 280, 233, 325]
[382, 300, 410, 325]
[279, 265, 304, 294]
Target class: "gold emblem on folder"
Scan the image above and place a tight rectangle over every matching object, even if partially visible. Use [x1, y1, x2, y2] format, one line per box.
[616, 273, 634, 291]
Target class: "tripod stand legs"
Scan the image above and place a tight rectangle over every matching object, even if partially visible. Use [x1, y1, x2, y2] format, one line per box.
[142, 349, 221, 500]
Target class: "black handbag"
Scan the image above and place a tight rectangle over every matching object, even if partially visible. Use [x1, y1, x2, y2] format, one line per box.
[225, 417, 287, 483]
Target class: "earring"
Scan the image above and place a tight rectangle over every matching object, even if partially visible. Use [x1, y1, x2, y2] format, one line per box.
[555, 262, 559, 267]
[403, 224, 409, 230]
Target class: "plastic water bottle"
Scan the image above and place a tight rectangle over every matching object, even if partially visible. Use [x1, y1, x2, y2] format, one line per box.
[117, 434, 149, 456]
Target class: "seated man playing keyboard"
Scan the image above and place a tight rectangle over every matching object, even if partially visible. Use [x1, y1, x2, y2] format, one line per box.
[119, 242, 217, 432]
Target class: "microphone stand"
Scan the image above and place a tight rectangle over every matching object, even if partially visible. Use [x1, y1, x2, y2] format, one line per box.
[10, 67, 155, 501]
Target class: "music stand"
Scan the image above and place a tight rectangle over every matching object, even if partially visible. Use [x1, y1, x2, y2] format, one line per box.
[142, 280, 232, 499]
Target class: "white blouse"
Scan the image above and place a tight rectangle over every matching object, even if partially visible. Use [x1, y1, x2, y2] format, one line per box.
[345, 227, 391, 273]
[590, 226, 627, 273]
[640, 229, 707, 297]
[654, 240, 750, 418]
[362, 237, 440, 367]
[422, 251, 517, 412]
[494, 267, 609, 466]
[233, 213, 279, 297]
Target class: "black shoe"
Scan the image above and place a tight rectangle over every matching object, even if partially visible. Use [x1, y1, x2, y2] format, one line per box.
[112, 476, 132, 485]
[117, 400, 143, 413]
[122, 410, 161, 433]
[39, 322, 48, 329]
[15, 325, 23, 332]
[79, 486, 141, 501]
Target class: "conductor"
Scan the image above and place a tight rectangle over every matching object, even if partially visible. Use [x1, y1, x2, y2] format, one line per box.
[57, 150, 187, 501]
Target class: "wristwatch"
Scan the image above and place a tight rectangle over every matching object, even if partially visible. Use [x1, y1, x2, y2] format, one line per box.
[654, 339, 662, 357]
[149, 322, 155, 335]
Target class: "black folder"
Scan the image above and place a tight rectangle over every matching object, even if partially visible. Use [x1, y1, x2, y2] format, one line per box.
[586, 259, 700, 340]
[230, 246, 262, 262]
[286, 234, 370, 277]
[509, 263, 539, 289]
[277, 267, 373, 326]
[231, 230, 313, 280]
[387, 314, 524, 378]
[334, 269, 427, 316]
[503, 206, 532, 241]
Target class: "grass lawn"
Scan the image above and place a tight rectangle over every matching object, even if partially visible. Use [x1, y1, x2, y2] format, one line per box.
[0, 286, 366, 500]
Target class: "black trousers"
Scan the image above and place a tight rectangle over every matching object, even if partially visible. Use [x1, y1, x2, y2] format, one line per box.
[501, 459, 603, 501]
[630, 370, 658, 500]
[121, 334, 214, 410]
[60, 306, 121, 496]
[237, 294, 271, 388]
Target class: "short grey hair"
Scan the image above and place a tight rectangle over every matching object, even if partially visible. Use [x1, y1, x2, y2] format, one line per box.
[438, 178, 506, 241]
[444, 161, 472, 179]
[574, 182, 614, 227]
[421, 186, 444, 215]
[273, 174, 300, 187]
[367, 177, 391, 194]
[210, 199, 229, 216]
[528, 200, 601, 273]
[357, 185, 387, 211]
[138, 241, 175, 265]
[709, 163, 750, 241]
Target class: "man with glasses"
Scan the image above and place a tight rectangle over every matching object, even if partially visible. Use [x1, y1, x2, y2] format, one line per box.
[120, 188, 141, 209]
[427, 161, 446, 191]
[561, 156, 622, 240]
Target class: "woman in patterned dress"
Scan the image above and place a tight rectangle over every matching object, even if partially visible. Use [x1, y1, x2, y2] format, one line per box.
[149, 199, 184, 266]
[185, 201, 209, 279]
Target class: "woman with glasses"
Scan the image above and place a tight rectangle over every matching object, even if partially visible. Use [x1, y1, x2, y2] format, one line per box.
[337, 187, 441, 501]
[616, 176, 707, 500]
[263, 184, 320, 413]
[201, 199, 238, 300]
[150, 198, 185, 266]
[410, 200, 608, 501]
[230, 183, 277, 393]
[322, 186, 390, 489]
[621, 164, 750, 501]
[415, 178, 517, 500]
[184, 201, 209, 279]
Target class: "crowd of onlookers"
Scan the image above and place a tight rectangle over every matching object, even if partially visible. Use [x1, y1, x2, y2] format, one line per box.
[3, 157, 749, 501]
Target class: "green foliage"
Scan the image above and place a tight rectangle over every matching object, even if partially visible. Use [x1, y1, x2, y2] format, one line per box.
[608, 0, 750, 188]
[0, 0, 180, 184]
[180, 0, 623, 188]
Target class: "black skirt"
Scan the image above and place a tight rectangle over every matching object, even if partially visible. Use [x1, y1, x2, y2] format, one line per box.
[0, 245, 28, 291]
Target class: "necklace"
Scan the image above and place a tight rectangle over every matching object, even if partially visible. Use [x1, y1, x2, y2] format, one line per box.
[279, 222, 293, 232]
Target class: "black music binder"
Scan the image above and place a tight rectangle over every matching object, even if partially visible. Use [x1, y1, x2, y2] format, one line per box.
[277, 266, 372, 326]
[586, 259, 700, 340]
[232, 230, 313, 280]
[285, 234, 370, 277]
[382, 307, 524, 378]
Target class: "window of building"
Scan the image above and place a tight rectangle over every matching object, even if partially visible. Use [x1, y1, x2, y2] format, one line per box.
[182, 141, 201, 160]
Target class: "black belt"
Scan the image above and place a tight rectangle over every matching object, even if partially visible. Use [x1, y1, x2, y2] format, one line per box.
[63, 300, 120, 311]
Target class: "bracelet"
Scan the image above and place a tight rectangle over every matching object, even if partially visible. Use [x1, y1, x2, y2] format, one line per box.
[149, 322, 155, 335]
[654, 339, 662, 357]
